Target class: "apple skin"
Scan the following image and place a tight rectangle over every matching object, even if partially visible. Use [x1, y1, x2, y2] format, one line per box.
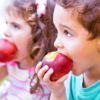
[42, 51, 72, 81]
[0, 39, 17, 63]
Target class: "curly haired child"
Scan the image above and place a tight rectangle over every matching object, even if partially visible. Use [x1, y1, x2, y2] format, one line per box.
[0, 0, 56, 100]
[36, 0, 100, 100]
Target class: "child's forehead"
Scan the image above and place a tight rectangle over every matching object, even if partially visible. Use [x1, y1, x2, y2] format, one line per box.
[5, 6, 26, 20]
[54, 4, 79, 22]
[53, 4, 88, 34]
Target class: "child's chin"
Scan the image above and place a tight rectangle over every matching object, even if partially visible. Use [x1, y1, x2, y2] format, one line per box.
[14, 53, 19, 61]
[71, 70, 82, 76]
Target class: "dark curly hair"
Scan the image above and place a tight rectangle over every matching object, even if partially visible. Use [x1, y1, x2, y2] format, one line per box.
[5, 0, 56, 99]
[54, 0, 100, 40]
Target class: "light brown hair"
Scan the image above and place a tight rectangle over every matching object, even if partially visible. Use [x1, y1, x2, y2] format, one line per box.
[54, 0, 100, 40]
[5, 0, 56, 99]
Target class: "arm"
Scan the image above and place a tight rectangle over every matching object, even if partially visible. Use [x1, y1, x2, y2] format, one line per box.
[0, 64, 8, 81]
[49, 82, 67, 100]
[50, 92, 67, 100]
[36, 62, 68, 100]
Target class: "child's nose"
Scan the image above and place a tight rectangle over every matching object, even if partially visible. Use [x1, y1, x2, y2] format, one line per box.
[4, 28, 11, 37]
[54, 36, 64, 49]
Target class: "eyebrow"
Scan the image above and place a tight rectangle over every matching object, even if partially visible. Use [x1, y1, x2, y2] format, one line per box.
[11, 22, 21, 27]
[61, 24, 74, 31]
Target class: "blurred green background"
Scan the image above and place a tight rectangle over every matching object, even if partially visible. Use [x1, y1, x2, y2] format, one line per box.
[0, 76, 9, 86]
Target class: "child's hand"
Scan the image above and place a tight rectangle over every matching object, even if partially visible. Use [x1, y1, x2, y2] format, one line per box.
[35, 62, 69, 97]
[0, 64, 8, 81]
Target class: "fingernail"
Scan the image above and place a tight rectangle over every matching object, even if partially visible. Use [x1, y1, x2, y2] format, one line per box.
[45, 65, 48, 69]
[50, 68, 53, 72]
[38, 61, 42, 65]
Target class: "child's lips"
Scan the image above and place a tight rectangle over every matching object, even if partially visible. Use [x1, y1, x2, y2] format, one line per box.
[71, 64, 73, 70]
[57, 51, 71, 58]
[14, 51, 18, 58]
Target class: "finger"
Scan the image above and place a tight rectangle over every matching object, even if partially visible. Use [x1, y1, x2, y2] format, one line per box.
[38, 65, 49, 80]
[35, 62, 42, 74]
[43, 68, 54, 83]
[57, 74, 69, 84]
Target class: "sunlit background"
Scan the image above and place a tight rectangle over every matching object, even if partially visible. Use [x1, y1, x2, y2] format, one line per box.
[0, 0, 6, 38]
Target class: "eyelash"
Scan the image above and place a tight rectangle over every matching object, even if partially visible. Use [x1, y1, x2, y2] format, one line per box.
[64, 30, 72, 37]
[55, 28, 72, 37]
[5, 21, 20, 30]
[13, 24, 20, 29]
[6, 21, 7, 24]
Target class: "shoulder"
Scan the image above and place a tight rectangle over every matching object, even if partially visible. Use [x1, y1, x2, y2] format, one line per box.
[64, 72, 83, 100]
[6, 60, 18, 73]
[7, 60, 16, 67]
[64, 72, 83, 86]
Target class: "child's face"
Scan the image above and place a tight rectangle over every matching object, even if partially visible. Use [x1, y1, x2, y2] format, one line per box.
[53, 4, 100, 75]
[4, 13, 32, 62]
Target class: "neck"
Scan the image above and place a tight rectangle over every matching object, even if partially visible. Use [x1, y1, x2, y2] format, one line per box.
[83, 65, 100, 88]
[17, 57, 34, 70]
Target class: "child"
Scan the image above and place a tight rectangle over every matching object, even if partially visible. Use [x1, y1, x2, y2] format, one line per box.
[0, 0, 56, 100]
[36, 0, 100, 100]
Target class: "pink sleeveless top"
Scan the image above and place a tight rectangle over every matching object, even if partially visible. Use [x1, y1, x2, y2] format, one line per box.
[1, 60, 51, 100]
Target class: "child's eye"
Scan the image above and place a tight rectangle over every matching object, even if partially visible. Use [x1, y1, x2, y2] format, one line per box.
[55, 29, 58, 34]
[64, 30, 72, 37]
[12, 23, 20, 30]
[13, 25, 20, 29]
[6, 21, 8, 24]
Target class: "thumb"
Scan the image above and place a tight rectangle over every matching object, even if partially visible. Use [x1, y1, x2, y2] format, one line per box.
[57, 74, 69, 84]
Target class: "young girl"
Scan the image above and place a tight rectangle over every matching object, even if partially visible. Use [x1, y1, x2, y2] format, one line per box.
[36, 0, 100, 100]
[0, 0, 56, 99]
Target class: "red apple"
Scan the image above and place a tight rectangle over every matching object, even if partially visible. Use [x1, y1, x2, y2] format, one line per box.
[42, 51, 72, 81]
[0, 39, 17, 63]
